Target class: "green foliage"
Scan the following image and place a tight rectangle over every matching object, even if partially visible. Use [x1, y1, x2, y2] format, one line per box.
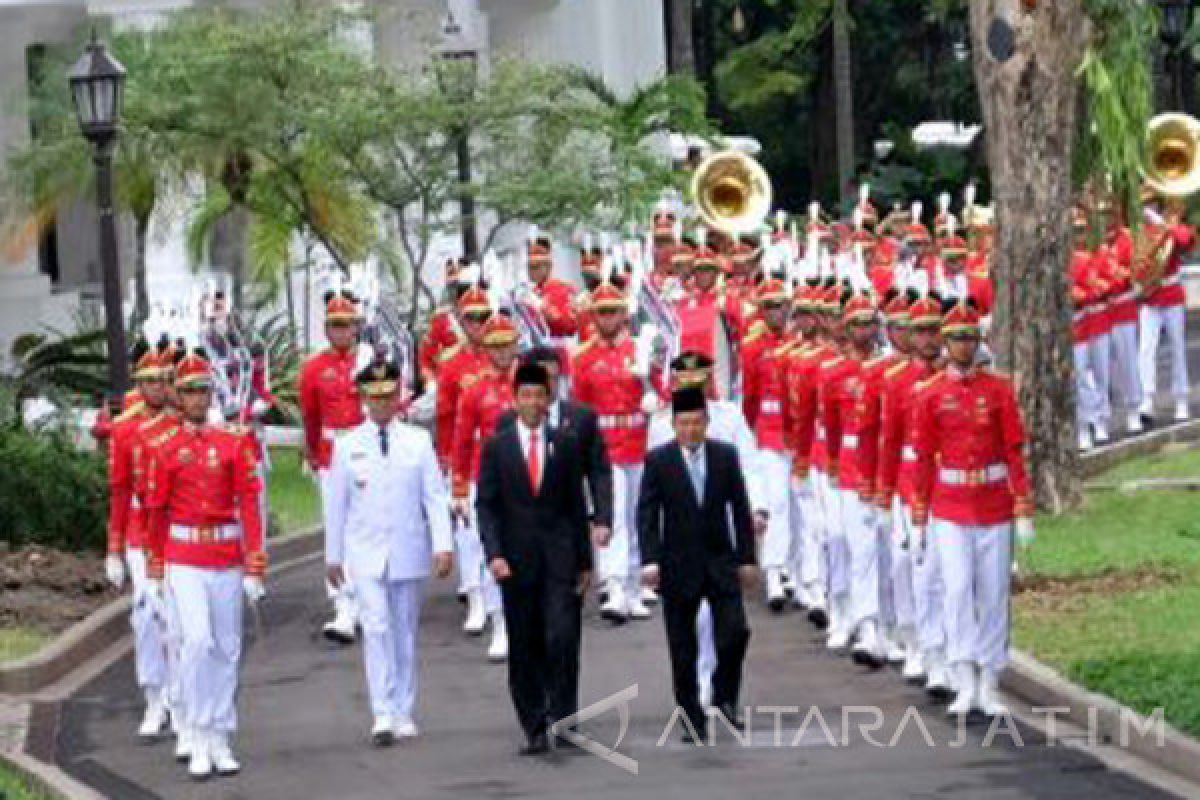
[0, 424, 107, 552]
[1077, 0, 1158, 223]
[0, 628, 50, 664]
[0, 763, 57, 800]
[2, 327, 108, 416]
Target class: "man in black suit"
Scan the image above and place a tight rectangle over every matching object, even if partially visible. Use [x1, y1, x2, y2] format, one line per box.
[499, 347, 613, 542]
[637, 387, 758, 741]
[476, 363, 595, 756]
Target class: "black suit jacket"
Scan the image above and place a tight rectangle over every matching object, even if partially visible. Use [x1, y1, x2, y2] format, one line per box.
[476, 422, 593, 587]
[499, 401, 613, 528]
[636, 439, 756, 598]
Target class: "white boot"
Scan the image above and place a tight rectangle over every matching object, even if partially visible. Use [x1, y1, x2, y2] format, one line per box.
[780, 569, 796, 599]
[627, 590, 651, 620]
[1077, 427, 1093, 452]
[210, 732, 241, 776]
[640, 587, 659, 607]
[1126, 411, 1145, 434]
[883, 629, 906, 664]
[462, 588, 486, 636]
[901, 632, 925, 680]
[599, 579, 628, 623]
[924, 649, 951, 697]
[852, 619, 885, 667]
[138, 687, 169, 739]
[187, 729, 213, 781]
[323, 597, 357, 644]
[1138, 398, 1154, 417]
[371, 715, 395, 747]
[947, 662, 978, 716]
[174, 726, 193, 762]
[394, 716, 418, 739]
[765, 568, 786, 612]
[1175, 401, 1190, 422]
[487, 612, 508, 662]
[976, 668, 1009, 716]
[1092, 421, 1110, 444]
[826, 595, 851, 651]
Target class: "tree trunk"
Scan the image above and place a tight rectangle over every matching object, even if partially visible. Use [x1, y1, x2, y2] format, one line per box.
[132, 214, 151, 327]
[810, 25, 839, 203]
[969, 0, 1089, 513]
[212, 205, 250, 308]
[667, 0, 696, 75]
[831, 0, 856, 210]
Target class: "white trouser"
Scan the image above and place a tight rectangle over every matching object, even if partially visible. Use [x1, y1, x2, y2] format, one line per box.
[454, 486, 502, 613]
[876, 503, 895, 631]
[933, 518, 1013, 671]
[1074, 342, 1101, 430]
[1139, 304, 1189, 405]
[696, 601, 715, 701]
[758, 450, 793, 570]
[825, 484, 849, 599]
[888, 496, 915, 631]
[166, 564, 243, 734]
[127, 548, 168, 691]
[598, 464, 644, 595]
[842, 491, 880, 631]
[321, 468, 359, 623]
[1111, 321, 1142, 412]
[793, 475, 824, 597]
[357, 576, 425, 718]
[1086, 331, 1112, 426]
[904, 503, 945, 654]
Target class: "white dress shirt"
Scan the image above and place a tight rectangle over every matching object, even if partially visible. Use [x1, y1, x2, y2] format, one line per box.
[324, 418, 454, 582]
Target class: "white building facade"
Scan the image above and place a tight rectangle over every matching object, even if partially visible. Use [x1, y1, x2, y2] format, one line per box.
[0, 0, 667, 361]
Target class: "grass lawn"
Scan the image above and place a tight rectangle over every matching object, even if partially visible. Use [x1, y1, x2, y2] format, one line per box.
[1014, 446, 1200, 736]
[267, 447, 320, 536]
[0, 628, 49, 664]
[0, 762, 56, 800]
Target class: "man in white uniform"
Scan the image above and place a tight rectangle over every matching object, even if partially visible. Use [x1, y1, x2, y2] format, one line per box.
[649, 351, 765, 708]
[325, 362, 455, 744]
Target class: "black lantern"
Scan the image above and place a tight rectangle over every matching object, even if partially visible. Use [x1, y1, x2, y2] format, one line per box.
[70, 32, 130, 395]
[69, 31, 126, 143]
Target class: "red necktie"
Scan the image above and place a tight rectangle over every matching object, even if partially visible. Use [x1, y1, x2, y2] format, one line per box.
[528, 428, 542, 494]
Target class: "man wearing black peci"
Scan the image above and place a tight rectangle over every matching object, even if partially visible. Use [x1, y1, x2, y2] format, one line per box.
[637, 387, 758, 742]
[476, 363, 594, 756]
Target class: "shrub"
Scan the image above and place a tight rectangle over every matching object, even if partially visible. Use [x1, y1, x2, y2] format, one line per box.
[0, 425, 107, 552]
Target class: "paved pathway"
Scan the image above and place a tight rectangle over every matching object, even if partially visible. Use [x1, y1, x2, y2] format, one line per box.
[55, 557, 1174, 800]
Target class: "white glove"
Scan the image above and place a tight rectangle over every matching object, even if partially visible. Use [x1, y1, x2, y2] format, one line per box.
[105, 554, 126, 589]
[1015, 518, 1036, 548]
[639, 390, 661, 416]
[243, 576, 266, 603]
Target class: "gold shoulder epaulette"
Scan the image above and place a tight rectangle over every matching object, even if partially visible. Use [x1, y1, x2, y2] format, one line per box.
[113, 403, 145, 424]
[885, 359, 911, 380]
[574, 336, 599, 357]
[437, 343, 463, 363]
[914, 371, 947, 391]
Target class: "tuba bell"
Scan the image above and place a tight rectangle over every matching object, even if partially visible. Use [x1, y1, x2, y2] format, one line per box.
[690, 150, 773, 236]
[1145, 112, 1200, 198]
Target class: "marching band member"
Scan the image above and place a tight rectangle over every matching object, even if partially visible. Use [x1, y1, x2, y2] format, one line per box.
[526, 236, 580, 367]
[106, 341, 181, 740]
[676, 245, 725, 365]
[911, 300, 1035, 717]
[146, 351, 266, 780]
[451, 314, 522, 661]
[573, 282, 654, 622]
[298, 291, 366, 644]
[324, 361, 455, 745]
[1137, 197, 1195, 424]
[740, 278, 794, 610]
[827, 292, 887, 667]
[1100, 213, 1144, 433]
[418, 259, 468, 388]
[574, 245, 606, 344]
[1070, 232, 1103, 451]
[435, 286, 493, 634]
[876, 294, 947, 687]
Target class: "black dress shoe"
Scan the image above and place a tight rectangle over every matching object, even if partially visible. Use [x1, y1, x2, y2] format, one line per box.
[767, 596, 786, 613]
[519, 732, 550, 756]
[681, 721, 708, 744]
[554, 734, 583, 752]
[807, 607, 829, 630]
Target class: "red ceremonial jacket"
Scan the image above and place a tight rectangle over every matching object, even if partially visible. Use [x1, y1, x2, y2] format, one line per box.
[572, 334, 648, 465]
[298, 347, 364, 469]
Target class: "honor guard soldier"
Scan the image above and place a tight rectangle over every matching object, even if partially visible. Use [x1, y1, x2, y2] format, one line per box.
[146, 351, 266, 780]
[572, 282, 655, 622]
[298, 291, 366, 644]
[575, 246, 606, 344]
[740, 278, 794, 610]
[1099, 213, 1143, 433]
[526, 237, 580, 362]
[417, 259, 468, 388]
[452, 314, 522, 662]
[106, 342, 181, 740]
[324, 361, 455, 745]
[436, 285, 494, 633]
[676, 246, 726, 365]
[911, 300, 1035, 718]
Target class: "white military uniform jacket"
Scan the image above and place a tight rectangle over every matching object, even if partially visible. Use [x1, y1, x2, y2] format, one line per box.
[647, 399, 766, 513]
[324, 419, 454, 583]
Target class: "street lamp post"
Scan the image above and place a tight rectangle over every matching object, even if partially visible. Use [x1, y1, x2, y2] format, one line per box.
[70, 32, 129, 396]
[1158, 0, 1194, 112]
[438, 11, 480, 262]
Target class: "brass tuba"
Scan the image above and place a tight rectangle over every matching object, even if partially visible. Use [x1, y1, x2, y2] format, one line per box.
[1134, 113, 1200, 293]
[690, 150, 773, 235]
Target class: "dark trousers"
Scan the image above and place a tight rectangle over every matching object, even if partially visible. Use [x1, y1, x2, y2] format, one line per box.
[501, 576, 582, 739]
[661, 579, 751, 729]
